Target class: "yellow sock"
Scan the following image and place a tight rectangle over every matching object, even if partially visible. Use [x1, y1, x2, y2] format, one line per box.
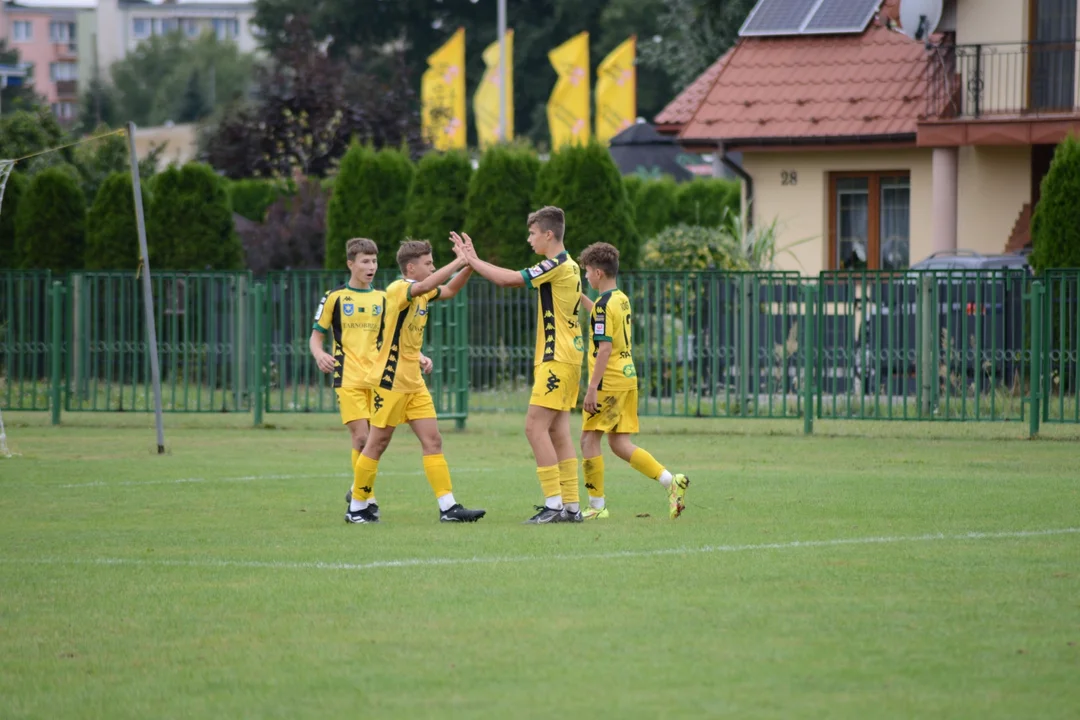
[351, 449, 361, 469]
[537, 465, 561, 500]
[629, 448, 665, 481]
[352, 455, 379, 502]
[558, 458, 580, 504]
[422, 453, 453, 499]
[583, 456, 605, 499]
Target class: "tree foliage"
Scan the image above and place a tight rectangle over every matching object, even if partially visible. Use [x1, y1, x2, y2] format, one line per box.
[634, 177, 680, 239]
[639, 0, 756, 90]
[110, 32, 255, 127]
[15, 167, 86, 271]
[325, 144, 415, 270]
[463, 143, 541, 268]
[1031, 136, 1080, 273]
[148, 163, 242, 270]
[228, 178, 286, 222]
[533, 141, 640, 267]
[641, 223, 750, 271]
[0, 109, 67, 165]
[203, 16, 423, 180]
[674, 177, 739, 228]
[85, 172, 147, 271]
[0, 170, 29, 268]
[405, 151, 472, 266]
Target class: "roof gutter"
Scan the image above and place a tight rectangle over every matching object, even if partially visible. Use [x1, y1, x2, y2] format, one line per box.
[716, 143, 753, 231]
[685, 132, 917, 149]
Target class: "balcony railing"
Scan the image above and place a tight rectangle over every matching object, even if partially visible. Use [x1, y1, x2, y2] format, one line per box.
[927, 41, 1080, 120]
[55, 80, 78, 97]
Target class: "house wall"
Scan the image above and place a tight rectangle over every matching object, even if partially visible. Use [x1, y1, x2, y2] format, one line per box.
[956, 145, 1032, 254]
[955, 0, 1030, 45]
[6, 9, 75, 107]
[741, 149, 934, 275]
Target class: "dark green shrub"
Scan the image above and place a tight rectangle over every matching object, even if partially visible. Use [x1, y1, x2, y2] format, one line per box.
[229, 178, 286, 222]
[464, 144, 541, 268]
[15, 166, 86, 272]
[405, 150, 472, 266]
[148, 162, 242, 270]
[1032, 135, 1080, 272]
[674, 177, 740, 228]
[0, 170, 28, 268]
[634, 177, 679, 239]
[85, 172, 148, 271]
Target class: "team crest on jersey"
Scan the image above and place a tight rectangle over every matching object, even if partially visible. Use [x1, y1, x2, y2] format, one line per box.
[594, 322, 605, 335]
[417, 309, 427, 316]
[372, 305, 382, 316]
[342, 303, 355, 316]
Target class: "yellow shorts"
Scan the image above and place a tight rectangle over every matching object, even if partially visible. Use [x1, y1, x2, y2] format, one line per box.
[369, 387, 437, 429]
[529, 361, 581, 412]
[336, 387, 372, 425]
[582, 389, 640, 434]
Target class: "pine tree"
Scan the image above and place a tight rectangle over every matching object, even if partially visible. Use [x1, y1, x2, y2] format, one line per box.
[405, 150, 472, 266]
[1031, 136, 1080, 273]
[15, 166, 86, 272]
[0, 171, 29, 268]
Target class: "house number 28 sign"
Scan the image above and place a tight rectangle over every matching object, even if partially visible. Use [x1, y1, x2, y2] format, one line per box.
[781, 171, 798, 186]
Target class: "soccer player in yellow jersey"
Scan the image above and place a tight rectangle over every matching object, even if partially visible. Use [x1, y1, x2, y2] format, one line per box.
[578, 242, 690, 520]
[346, 240, 485, 524]
[451, 206, 586, 524]
[310, 238, 416, 519]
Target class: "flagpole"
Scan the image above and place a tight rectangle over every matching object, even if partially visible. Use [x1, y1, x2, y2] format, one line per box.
[497, 0, 507, 141]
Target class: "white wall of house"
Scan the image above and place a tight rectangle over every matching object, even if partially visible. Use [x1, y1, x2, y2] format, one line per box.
[955, 0, 1030, 45]
[956, 145, 1032, 254]
[741, 149, 934, 275]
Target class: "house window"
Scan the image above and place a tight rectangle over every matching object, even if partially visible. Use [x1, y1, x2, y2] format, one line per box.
[49, 62, 78, 81]
[212, 18, 239, 40]
[182, 19, 201, 37]
[13, 21, 33, 42]
[49, 21, 75, 43]
[829, 172, 911, 271]
[133, 18, 150, 39]
[51, 102, 75, 120]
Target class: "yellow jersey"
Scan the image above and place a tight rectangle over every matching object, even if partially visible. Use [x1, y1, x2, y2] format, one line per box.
[312, 284, 386, 389]
[365, 278, 440, 393]
[519, 252, 585, 366]
[588, 288, 637, 391]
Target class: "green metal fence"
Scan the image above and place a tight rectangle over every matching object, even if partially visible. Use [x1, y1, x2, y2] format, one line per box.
[3, 269, 1078, 435]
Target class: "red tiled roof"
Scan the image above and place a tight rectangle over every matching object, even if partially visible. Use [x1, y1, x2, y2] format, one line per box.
[679, 18, 928, 145]
[653, 48, 735, 130]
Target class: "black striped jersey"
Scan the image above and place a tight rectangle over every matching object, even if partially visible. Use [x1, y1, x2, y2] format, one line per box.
[518, 252, 585, 366]
[364, 278, 440, 393]
[589, 288, 637, 391]
[312, 284, 386, 388]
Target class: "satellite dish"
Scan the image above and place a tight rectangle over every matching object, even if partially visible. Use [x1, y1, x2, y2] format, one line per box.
[899, 0, 943, 42]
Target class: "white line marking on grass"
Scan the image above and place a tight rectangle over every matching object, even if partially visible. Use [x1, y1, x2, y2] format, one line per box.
[57, 469, 500, 489]
[2, 528, 1077, 573]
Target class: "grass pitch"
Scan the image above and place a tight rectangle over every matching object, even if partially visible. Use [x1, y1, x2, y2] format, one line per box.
[1, 412, 1078, 719]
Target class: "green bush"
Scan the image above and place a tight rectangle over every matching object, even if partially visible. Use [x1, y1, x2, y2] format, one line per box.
[1031, 135, 1080, 273]
[229, 178, 285, 222]
[325, 143, 414, 271]
[15, 167, 87, 272]
[405, 150, 472, 266]
[148, 162, 242, 270]
[674, 177, 740, 228]
[533, 141, 641, 268]
[464, 144, 541, 268]
[0, 170, 29, 268]
[634, 177, 679, 239]
[85, 172, 148, 271]
[622, 175, 645, 208]
[640, 224, 751, 271]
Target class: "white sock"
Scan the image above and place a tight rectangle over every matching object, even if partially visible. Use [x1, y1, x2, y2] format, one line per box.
[565, 502, 580, 514]
[349, 499, 369, 512]
[545, 496, 563, 510]
[658, 470, 674, 489]
[437, 493, 457, 512]
[369, 497, 378, 506]
[589, 496, 605, 510]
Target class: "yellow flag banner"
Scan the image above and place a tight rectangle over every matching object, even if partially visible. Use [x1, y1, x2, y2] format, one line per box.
[421, 27, 466, 150]
[475, 30, 514, 149]
[595, 36, 636, 144]
[546, 31, 590, 150]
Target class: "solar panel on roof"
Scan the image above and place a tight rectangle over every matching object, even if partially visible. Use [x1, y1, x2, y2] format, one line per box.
[739, 0, 820, 37]
[802, 0, 881, 34]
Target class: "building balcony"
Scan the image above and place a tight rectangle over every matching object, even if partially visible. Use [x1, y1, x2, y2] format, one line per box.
[54, 42, 77, 59]
[927, 41, 1080, 121]
[55, 80, 78, 98]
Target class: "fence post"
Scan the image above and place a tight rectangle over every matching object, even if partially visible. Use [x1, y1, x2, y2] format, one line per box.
[252, 283, 265, 427]
[919, 274, 934, 417]
[1029, 280, 1044, 439]
[49, 281, 63, 426]
[739, 276, 752, 417]
[455, 286, 468, 430]
[802, 283, 816, 435]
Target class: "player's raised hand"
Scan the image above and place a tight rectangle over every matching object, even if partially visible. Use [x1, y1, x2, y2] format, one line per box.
[450, 231, 478, 262]
[419, 354, 434, 375]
